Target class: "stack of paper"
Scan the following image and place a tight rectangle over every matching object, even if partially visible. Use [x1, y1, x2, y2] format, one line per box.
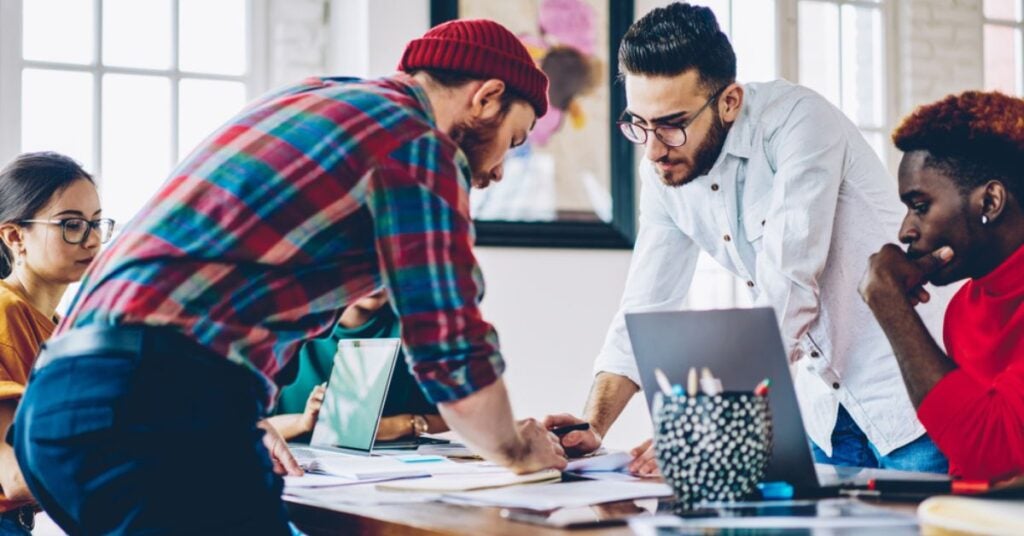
[291, 447, 453, 480]
[442, 480, 673, 510]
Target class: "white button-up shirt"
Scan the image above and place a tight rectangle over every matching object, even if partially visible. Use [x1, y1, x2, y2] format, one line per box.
[594, 80, 951, 456]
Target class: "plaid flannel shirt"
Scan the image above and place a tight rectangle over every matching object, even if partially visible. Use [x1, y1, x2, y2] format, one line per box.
[61, 75, 504, 405]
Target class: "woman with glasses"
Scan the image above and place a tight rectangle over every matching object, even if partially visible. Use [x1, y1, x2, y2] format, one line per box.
[0, 151, 112, 535]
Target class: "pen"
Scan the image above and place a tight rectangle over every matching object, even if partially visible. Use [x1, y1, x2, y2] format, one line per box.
[654, 368, 674, 396]
[868, 478, 989, 495]
[687, 367, 698, 396]
[700, 367, 722, 396]
[549, 422, 591, 437]
[840, 489, 934, 502]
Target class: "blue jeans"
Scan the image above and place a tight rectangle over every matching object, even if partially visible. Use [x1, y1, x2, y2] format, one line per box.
[811, 405, 948, 473]
[14, 326, 292, 535]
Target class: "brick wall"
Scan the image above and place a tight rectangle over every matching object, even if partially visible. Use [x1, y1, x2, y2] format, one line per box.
[897, 0, 984, 117]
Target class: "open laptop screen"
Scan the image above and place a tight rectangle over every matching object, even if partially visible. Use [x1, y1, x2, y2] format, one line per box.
[310, 338, 401, 452]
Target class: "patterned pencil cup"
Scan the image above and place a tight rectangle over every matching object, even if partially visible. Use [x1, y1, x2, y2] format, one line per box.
[652, 391, 773, 508]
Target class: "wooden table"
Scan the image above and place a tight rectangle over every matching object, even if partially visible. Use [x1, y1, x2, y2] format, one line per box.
[286, 499, 635, 536]
[284, 493, 920, 535]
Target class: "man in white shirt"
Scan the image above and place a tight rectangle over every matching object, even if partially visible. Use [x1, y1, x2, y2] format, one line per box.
[544, 2, 950, 474]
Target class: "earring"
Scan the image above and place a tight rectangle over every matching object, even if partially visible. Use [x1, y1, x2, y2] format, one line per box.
[14, 251, 23, 266]
[982, 215, 989, 225]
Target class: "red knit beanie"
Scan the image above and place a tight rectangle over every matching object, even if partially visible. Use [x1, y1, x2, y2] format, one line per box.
[399, 19, 550, 117]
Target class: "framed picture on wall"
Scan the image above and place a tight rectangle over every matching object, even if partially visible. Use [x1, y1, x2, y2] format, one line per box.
[431, 0, 636, 249]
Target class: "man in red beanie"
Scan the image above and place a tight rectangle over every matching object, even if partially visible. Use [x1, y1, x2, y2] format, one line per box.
[13, 18, 563, 535]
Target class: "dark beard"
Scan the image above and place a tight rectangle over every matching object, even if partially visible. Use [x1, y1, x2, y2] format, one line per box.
[449, 116, 502, 188]
[660, 111, 730, 187]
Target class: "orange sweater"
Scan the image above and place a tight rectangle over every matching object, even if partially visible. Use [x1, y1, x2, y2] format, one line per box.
[0, 280, 56, 511]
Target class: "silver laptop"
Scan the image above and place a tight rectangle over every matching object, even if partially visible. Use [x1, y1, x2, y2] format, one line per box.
[625, 307, 949, 493]
[308, 338, 401, 454]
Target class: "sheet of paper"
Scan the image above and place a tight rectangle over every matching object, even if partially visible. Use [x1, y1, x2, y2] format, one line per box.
[566, 451, 631, 472]
[376, 468, 561, 492]
[442, 480, 673, 510]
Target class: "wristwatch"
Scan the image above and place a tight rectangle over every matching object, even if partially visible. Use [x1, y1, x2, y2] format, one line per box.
[411, 414, 429, 437]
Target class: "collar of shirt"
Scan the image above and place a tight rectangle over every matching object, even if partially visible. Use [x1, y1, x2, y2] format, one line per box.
[719, 85, 756, 160]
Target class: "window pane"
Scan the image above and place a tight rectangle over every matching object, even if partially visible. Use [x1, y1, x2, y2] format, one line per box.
[21, 69, 95, 171]
[23, 0, 95, 64]
[984, 25, 1022, 94]
[102, 74, 172, 225]
[179, 0, 248, 75]
[841, 5, 884, 127]
[732, 0, 777, 82]
[178, 79, 247, 161]
[799, 1, 840, 106]
[984, 0, 1020, 21]
[103, 0, 172, 69]
[862, 130, 886, 164]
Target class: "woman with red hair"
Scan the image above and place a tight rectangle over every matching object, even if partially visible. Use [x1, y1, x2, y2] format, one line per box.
[860, 91, 1024, 482]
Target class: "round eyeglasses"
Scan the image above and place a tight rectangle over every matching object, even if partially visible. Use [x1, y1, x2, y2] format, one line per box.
[19, 218, 116, 245]
[617, 85, 727, 147]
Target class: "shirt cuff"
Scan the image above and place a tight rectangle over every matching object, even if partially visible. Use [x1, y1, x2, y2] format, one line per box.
[414, 352, 506, 404]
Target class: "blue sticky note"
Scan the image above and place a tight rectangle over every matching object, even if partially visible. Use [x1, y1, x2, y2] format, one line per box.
[396, 455, 445, 463]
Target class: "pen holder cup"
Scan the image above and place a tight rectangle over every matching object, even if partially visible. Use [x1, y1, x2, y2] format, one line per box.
[652, 391, 773, 508]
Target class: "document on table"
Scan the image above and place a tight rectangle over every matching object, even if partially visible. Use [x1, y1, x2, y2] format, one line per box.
[291, 447, 454, 480]
[442, 480, 673, 510]
[376, 468, 561, 492]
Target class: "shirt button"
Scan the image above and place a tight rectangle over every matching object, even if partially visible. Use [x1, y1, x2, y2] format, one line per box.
[746, 280, 755, 288]
[723, 234, 731, 242]
[832, 382, 840, 390]
[810, 351, 820, 358]
[711, 183, 719, 191]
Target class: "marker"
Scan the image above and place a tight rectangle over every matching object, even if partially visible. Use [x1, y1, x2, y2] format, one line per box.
[654, 368, 674, 396]
[753, 378, 771, 396]
[868, 478, 989, 495]
[687, 367, 698, 396]
[549, 422, 591, 437]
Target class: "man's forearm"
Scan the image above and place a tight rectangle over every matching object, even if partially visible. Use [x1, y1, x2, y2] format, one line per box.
[437, 378, 523, 464]
[583, 372, 640, 438]
[866, 290, 957, 407]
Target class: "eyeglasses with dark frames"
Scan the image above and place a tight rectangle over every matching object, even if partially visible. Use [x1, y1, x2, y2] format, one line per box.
[18, 218, 116, 245]
[617, 85, 728, 147]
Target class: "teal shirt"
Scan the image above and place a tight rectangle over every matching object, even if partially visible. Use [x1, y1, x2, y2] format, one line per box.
[275, 307, 438, 417]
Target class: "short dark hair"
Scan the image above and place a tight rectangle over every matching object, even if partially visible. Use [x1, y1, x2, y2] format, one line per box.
[0, 152, 93, 277]
[410, 68, 526, 114]
[618, 2, 736, 92]
[892, 91, 1024, 203]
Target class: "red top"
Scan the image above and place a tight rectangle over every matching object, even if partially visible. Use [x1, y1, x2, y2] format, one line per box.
[918, 243, 1024, 481]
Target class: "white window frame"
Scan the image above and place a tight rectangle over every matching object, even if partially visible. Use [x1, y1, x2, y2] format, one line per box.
[0, 0, 269, 173]
[778, 0, 897, 167]
[983, 0, 1024, 94]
